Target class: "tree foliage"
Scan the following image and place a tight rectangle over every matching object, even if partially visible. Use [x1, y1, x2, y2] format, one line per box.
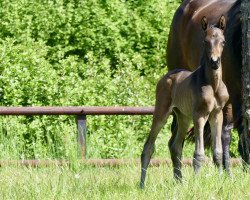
[0, 0, 238, 159]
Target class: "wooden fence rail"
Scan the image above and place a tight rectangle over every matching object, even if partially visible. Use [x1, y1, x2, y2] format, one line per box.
[0, 106, 154, 159]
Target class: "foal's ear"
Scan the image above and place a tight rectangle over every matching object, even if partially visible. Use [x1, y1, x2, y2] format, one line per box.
[201, 16, 208, 31]
[218, 15, 226, 31]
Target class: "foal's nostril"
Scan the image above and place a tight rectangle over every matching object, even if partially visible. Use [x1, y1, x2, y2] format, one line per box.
[210, 57, 220, 69]
[211, 57, 219, 63]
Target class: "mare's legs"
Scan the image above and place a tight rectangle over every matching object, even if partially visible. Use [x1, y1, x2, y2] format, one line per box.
[140, 77, 172, 188]
[193, 116, 207, 174]
[238, 118, 250, 170]
[209, 110, 223, 174]
[169, 112, 190, 180]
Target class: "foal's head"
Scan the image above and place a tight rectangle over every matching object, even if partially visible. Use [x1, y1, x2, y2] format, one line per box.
[201, 16, 226, 70]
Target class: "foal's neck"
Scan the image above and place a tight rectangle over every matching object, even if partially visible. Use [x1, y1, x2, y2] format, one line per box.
[202, 59, 222, 93]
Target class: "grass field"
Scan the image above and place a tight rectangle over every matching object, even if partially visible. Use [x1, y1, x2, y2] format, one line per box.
[0, 162, 249, 199]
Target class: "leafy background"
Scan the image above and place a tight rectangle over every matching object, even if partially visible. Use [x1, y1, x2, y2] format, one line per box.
[0, 0, 238, 159]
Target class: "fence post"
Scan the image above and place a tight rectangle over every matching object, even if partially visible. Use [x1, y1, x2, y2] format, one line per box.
[76, 115, 87, 159]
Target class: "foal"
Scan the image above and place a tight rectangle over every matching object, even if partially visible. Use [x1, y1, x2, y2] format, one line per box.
[140, 16, 229, 188]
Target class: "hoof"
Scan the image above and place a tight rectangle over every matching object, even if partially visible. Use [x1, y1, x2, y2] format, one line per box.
[140, 182, 145, 189]
[174, 173, 182, 183]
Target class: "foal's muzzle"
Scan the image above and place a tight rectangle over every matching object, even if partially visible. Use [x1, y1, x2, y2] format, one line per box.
[210, 57, 221, 70]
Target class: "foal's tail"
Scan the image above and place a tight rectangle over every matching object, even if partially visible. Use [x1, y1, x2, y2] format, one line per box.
[186, 121, 212, 148]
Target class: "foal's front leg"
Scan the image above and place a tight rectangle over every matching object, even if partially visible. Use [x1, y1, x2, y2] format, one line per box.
[193, 116, 207, 174]
[209, 110, 223, 174]
[219, 103, 233, 175]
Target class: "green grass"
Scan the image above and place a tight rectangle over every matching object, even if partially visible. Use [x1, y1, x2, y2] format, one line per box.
[0, 163, 249, 199]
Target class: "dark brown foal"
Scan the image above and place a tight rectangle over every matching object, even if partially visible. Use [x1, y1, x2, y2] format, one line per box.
[140, 16, 229, 188]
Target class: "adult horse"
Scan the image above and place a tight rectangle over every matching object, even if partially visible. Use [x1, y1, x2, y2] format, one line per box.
[167, 0, 249, 171]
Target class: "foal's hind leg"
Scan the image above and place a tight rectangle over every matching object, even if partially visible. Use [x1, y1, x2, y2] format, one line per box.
[169, 112, 190, 181]
[140, 104, 170, 188]
[140, 77, 172, 188]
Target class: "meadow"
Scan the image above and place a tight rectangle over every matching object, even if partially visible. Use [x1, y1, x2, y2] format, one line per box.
[0, 164, 249, 199]
[0, 1, 247, 198]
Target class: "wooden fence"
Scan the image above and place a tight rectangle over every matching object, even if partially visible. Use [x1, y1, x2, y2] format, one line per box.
[0, 106, 243, 167]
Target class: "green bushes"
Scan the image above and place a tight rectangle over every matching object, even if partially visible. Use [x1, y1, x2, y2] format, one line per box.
[0, 0, 239, 159]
